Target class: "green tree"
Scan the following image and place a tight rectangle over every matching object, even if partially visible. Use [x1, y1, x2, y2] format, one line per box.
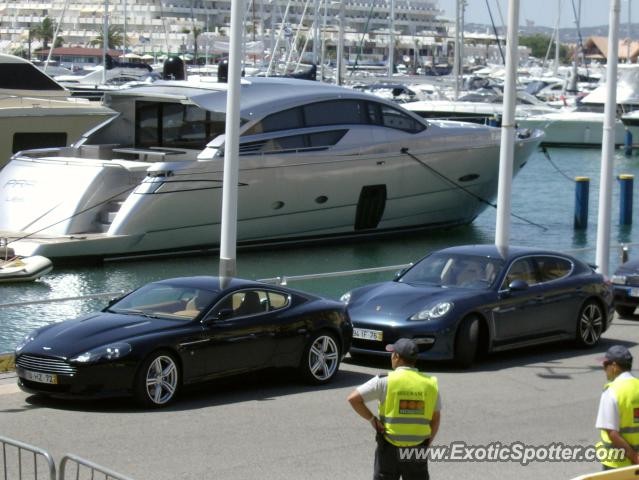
[519, 33, 571, 64]
[31, 17, 56, 50]
[90, 25, 124, 49]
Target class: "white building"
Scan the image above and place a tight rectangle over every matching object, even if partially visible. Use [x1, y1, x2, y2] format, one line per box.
[0, 0, 450, 63]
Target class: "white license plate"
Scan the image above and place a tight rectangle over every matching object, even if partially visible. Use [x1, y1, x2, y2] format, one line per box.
[19, 368, 58, 385]
[629, 288, 639, 298]
[353, 328, 383, 342]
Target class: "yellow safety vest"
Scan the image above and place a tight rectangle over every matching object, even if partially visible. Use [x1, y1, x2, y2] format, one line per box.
[596, 376, 639, 468]
[378, 369, 438, 447]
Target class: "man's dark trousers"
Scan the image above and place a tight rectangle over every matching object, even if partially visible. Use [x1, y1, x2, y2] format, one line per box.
[373, 434, 429, 480]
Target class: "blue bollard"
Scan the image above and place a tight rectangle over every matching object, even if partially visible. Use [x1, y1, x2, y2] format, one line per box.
[618, 174, 634, 225]
[625, 130, 633, 156]
[574, 177, 590, 229]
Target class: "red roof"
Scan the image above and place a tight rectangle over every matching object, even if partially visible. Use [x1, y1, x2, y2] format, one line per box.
[34, 47, 123, 57]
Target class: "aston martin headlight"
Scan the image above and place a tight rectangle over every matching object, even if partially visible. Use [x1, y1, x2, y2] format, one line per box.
[409, 302, 453, 321]
[612, 275, 628, 285]
[15, 330, 39, 353]
[70, 343, 132, 364]
[340, 292, 352, 305]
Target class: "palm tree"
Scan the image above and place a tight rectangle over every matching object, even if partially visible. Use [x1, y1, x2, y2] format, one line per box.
[31, 17, 56, 50]
[90, 25, 124, 49]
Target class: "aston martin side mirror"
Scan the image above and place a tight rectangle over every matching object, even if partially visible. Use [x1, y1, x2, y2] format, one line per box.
[508, 279, 529, 291]
[216, 307, 234, 320]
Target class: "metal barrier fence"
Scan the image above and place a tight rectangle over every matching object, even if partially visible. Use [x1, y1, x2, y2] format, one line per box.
[0, 436, 56, 480]
[0, 437, 133, 480]
[59, 454, 133, 480]
[0, 243, 635, 309]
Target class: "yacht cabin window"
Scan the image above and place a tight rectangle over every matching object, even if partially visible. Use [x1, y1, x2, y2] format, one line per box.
[135, 101, 227, 150]
[239, 130, 347, 155]
[245, 99, 425, 135]
[0, 64, 65, 91]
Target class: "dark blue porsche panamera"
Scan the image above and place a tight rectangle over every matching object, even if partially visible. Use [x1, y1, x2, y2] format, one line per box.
[14, 277, 352, 407]
[342, 245, 614, 367]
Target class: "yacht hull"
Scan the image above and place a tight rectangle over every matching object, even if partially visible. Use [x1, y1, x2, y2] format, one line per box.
[517, 112, 626, 147]
[0, 131, 542, 262]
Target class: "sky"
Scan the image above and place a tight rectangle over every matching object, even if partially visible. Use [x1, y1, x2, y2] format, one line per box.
[438, 0, 628, 29]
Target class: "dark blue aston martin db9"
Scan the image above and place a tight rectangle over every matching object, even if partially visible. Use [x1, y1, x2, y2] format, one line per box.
[15, 277, 352, 407]
[342, 245, 614, 367]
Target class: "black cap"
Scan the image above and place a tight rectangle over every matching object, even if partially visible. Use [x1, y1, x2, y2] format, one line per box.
[385, 338, 418, 361]
[604, 345, 633, 366]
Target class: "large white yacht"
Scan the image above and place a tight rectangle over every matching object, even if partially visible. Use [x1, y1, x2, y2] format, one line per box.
[403, 89, 557, 126]
[0, 54, 115, 168]
[517, 65, 639, 147]
[0, 77, 543, 262]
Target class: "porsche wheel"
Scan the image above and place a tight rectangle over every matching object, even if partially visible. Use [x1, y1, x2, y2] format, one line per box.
[576, 300, 604, 348]
[454, 316, 480, 369]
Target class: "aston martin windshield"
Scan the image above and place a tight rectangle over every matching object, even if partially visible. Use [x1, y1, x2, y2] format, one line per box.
[108, 283, 219, 320]
[398, 253, 505, 289]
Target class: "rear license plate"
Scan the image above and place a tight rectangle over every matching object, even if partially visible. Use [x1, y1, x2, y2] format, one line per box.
[629, 288, 639, 298]
[353, 328, 383, 342]
[18, 368, 57, 385]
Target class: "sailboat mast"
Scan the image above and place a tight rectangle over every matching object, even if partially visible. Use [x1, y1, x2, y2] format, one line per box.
[453, 0, 460, 100]
[123, 0, 127, 54]
[554, 0, 560, 75]
[628, 0, 632, 63]
[388, 0, 395, 79]
[102, 0, 109, 84]
[569, 0, 581, 91]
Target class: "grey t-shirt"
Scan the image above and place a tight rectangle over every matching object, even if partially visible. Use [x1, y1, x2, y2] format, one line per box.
[356, 366, 441, 411]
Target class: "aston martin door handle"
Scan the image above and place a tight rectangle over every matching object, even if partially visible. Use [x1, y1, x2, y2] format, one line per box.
[376, 161, 385, 166]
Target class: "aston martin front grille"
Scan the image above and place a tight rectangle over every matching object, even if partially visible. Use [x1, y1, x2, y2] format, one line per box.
[17, 355, 77, 375]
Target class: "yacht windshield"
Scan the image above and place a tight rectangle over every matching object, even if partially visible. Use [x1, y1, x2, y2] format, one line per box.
[108, 283, 220, 320]
[399, 253, 505, 289]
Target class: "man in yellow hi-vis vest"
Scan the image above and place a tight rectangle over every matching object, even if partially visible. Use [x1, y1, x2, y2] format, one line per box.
[595, 345, 639, 469]
[348, 338, 441, 479]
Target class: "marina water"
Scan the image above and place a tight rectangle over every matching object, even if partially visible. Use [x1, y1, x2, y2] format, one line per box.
[2, 146, 638, 353]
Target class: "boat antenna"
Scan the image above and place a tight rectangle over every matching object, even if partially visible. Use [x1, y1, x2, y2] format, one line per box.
[485, 0, 505, 65]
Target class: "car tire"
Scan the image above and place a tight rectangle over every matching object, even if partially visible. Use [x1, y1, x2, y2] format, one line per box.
[299, 332, 341, 385]
[575, 300, 604, 348]
[134, 351, 180, 408]
[615, 305, 636, 318]
[454, 316, 480, 369]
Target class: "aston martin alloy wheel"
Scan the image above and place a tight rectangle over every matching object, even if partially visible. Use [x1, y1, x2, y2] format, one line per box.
[135, 352, 180, 407]
[301, 333, 340, 384]
[576, 301, 604, 348]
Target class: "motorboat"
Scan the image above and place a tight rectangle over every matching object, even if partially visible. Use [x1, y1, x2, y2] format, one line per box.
[0, 77, 543, 262]
[403, 88, 557, 126]
[517, 65, 639, 147]
[54, 55, 155, 100]
[0, 54, 115, 169]
[517, 110, 626, 147]
[621, 110, 639, 140]
[0, 246, 52, 282]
